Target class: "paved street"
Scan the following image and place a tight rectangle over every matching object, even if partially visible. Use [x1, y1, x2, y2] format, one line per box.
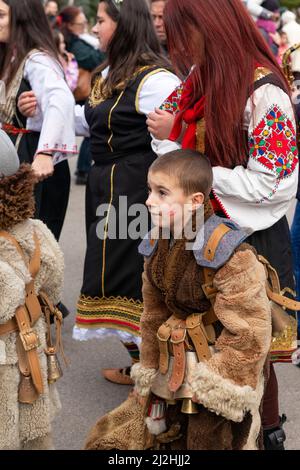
[52, 158, 300, 450]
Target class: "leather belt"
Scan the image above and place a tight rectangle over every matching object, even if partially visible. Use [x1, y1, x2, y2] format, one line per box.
[157, 310, 217, 394]
[0, 317, 18, 335]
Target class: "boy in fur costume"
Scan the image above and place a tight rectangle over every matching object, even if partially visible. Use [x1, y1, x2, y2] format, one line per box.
[132, 149, 272, 450]
[0, 130, 64, 449]
[85, 149, 272, 451]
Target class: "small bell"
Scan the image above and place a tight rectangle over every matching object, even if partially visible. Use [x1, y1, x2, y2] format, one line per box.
[181, 398, 199, 415]
[46, 347, 63, 383]
[18, 373, 39, 404]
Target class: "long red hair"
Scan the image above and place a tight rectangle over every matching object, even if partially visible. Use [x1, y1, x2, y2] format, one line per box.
[164, 0, 290, 167]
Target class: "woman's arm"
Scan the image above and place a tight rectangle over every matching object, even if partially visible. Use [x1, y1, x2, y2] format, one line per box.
[18, 95, 90, 138]
[24, 52, 77, 163]
[138, 70, 181, 157]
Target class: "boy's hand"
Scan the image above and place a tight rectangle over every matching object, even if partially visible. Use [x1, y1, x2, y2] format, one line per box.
[146, 108, 175, 140]
[18, 91, 37, 118]
[32, 154, 54, 181]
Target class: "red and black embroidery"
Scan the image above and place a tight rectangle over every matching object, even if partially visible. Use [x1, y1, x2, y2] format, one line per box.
[160, 83, 183, 115]
[249, 104, 298, 178]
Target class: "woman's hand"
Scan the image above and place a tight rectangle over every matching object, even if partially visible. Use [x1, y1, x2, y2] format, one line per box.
[32, 154, 54, 181]
[18, 91, 37, 118]
[146, 108, 175, 140]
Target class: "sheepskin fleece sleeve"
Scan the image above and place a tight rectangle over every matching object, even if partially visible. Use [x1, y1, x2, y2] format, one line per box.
[132, 265, 170, 395]
[190, 248, 272, 423]
[0, 260, 26, 323]
[139, 263, 170, 370]
[31, 220, 64, 305]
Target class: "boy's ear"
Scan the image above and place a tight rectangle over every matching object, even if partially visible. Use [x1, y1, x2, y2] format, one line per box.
[191, 192, 205, 210]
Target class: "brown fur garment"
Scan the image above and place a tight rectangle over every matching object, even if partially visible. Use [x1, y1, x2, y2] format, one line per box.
[84, 395, 150, 450]
[0, 164, 36, 230]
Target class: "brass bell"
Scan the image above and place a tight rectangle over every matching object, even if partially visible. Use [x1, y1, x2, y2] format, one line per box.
[18, 373, 39, 404]
[181, 398, 199, 414]
[46, 347, 63, 383]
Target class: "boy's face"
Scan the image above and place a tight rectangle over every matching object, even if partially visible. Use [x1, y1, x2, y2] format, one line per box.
[146, 171, 204, 233]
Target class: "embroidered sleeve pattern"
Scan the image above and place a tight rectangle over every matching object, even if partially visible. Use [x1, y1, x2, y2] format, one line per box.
[159, 83, 183, 115]
[249, 104, 298, 180]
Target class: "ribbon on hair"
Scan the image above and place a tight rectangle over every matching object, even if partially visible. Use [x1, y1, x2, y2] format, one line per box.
[56, 15, 63, 26]
[112, 0, 123, 9]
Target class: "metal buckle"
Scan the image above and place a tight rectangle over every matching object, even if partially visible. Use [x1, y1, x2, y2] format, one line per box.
[19, 330, 40, 351]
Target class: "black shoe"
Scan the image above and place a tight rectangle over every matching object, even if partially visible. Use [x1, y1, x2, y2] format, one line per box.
[263, 415, 287, 450]
[57, 302, 70, 319]
[75, 172, 88, 185]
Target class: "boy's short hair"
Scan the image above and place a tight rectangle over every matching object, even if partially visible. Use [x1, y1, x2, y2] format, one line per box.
[149, 149, 213, 198]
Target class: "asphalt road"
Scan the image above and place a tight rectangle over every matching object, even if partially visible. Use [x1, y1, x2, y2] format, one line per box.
[52, 158, 300, 450]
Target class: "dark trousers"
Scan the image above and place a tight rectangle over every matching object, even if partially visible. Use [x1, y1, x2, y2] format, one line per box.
[76, 137, 92, 174]
[35, 160, 71, 241]
[290, 200, 300, 336]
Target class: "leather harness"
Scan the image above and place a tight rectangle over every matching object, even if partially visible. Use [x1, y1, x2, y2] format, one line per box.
[0, 230, 44, 395]
[156, 223, 300, 393]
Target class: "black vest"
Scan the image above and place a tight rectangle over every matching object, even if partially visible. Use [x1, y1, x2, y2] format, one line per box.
[85, 66, 167, 163]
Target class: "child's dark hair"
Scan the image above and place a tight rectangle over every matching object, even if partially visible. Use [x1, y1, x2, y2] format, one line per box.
[149, 149, 213, 198]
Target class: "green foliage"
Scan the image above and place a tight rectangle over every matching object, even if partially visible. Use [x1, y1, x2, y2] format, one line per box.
[280, 0, 300, 9]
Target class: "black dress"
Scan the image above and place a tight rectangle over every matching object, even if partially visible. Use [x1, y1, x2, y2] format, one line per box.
[74, 66, 167, 342]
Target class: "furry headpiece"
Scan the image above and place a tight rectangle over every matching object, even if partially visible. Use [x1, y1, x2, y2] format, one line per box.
[0, 165, 36, 230]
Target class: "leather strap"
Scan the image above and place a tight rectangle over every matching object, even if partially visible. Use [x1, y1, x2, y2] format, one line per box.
[0, 317, 18, 335]
[203, 307, 218, 326]
[169, 326, 186, 393]
[258, 255, 281, 293]
[0, 230, 27, 263]
[202, 267, 218, 301]
[266, 284, 300, 311]
[204, 224, 231, 261]
[40, 290, 67, 366]
[157, 322, 172, 375]
[25, 281, 42, 326]
[15, 305, 44, 394]
[0, 230, 40, 278]
[186, 314, 212, 362]
[16, 335, 31, 377]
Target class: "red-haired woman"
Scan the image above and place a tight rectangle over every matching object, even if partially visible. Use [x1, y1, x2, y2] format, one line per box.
[147, 0, 298, 450]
